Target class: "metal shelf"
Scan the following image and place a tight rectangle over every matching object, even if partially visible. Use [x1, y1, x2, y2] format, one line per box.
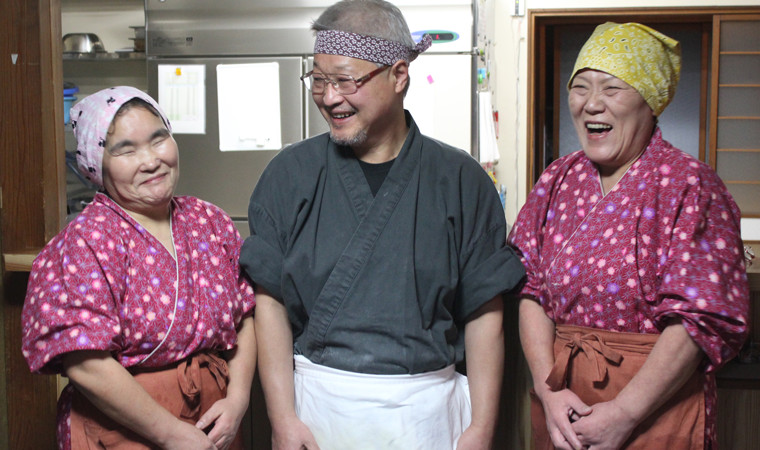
[63, 52, 145, 61]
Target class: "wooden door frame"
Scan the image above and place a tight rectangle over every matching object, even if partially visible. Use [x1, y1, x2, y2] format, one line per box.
[1, 0, 66, 447]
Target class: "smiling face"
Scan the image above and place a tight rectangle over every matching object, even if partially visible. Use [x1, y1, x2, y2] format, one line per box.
[568, 69, 656, 180]
[101, 104, 179, 218]
[311, 53, 407, 153]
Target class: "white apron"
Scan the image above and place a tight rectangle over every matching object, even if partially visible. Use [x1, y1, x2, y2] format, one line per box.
[294, 355, 472, 450]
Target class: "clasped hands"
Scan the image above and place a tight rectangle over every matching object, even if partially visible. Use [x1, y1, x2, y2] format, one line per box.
[539, 388, 638, 450]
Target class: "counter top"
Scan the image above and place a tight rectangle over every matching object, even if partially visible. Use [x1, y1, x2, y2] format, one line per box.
[3, 251, 38, 272]
[717, 361, 760, 389]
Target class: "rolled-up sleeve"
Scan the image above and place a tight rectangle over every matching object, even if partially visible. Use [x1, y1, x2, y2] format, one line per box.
[652, 169, 749, 372]
[22, 227, 125, 374]
[240, 201, 285, 300]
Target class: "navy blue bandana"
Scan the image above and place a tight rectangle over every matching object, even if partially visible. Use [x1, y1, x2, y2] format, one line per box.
[314, 30, 432, 65]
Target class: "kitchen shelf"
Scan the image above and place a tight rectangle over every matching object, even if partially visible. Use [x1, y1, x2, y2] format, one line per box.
[717, 361, 760, 389]
[62, 0, 142, 11]
[3, 251, 38, 272]
[63, 51, 145, 61]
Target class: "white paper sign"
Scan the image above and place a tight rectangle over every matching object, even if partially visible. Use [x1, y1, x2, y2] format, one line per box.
[217, 62, 282, 151]
[157, 64, 206, 134]
[404, 54, 471, 154]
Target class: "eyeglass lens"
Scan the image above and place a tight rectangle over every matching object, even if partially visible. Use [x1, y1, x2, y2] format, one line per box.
[306, 74, 357, 95]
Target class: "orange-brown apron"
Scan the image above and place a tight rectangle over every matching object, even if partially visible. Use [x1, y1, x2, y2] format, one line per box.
[531, 325, 705, 450]
[69, 352, 243, 449]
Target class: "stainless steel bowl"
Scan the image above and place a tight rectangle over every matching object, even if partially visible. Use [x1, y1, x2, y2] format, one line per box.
[62, 33, 107, 53]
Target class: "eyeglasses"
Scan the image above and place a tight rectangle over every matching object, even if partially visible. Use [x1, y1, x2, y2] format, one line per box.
[301, 66, 389, 95]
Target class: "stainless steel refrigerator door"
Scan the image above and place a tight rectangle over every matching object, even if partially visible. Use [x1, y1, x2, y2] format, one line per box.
[147, 56, 304, 229]
[304, 57, 330, 138]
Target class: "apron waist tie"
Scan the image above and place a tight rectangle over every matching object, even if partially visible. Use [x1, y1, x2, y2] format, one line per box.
[545, 328, 623, 391]
[177, 351, 229, 419]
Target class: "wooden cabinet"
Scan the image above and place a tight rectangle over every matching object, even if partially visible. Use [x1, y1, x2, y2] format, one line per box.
[716, 388, 760, 449]
[717, 245, 760, 449]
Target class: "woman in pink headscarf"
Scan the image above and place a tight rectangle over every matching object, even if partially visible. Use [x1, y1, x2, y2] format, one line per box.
[22, 86, 256, 450]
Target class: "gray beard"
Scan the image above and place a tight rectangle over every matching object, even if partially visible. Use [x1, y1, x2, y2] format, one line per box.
[330, 129, 367, 147]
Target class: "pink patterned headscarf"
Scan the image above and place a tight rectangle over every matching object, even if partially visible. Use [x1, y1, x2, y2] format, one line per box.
[70, 86, 171, 188]
[314, 30, 432, 65]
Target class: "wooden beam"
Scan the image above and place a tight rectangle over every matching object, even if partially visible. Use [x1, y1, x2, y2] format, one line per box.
[0, 0, 63, 447]
[40, 0, 67, 243]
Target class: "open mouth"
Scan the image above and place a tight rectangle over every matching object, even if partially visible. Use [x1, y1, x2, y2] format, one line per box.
[332, 111, 355, 120]
[586, 122, 612, 134]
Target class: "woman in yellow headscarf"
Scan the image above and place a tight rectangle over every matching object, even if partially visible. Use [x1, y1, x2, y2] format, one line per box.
[508, 23, 749, 449]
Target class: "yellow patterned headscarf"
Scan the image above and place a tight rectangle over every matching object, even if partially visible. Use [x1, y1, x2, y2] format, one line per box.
[568, 22, 681, 116]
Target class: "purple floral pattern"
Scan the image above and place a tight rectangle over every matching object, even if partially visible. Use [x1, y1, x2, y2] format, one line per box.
[508, 128, 749, 446]
[22, 193, 255, 447]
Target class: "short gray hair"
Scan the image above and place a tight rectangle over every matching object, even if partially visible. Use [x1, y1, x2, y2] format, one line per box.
[311, 0, 415, 49]
[312, 0, 415, 95]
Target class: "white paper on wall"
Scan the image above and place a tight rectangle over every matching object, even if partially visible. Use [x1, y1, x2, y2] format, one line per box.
[404, 54, 471, 154]
[158, 64, 206, 134]
[217, 62, 281, 151]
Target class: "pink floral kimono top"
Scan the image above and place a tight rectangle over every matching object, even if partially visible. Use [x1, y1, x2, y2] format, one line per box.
[508, 129, 749, 445]
[21, 193, 255, 444]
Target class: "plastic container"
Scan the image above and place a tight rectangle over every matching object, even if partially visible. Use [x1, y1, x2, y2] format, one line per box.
[64, 96, 77, 124]
[63, 82, 79, 124]
[63, 84, 79, 97]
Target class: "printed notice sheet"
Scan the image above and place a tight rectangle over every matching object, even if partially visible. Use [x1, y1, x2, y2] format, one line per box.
[157, 64, 206, 134]
[217, 62, 281, 151]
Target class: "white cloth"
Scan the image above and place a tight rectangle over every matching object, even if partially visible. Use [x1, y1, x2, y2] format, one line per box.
[477, 91, 500, 164]
[294, 355, 472, 450]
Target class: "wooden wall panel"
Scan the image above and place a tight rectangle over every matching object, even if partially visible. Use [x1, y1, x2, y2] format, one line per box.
[2, 0, 45, 253]
[717, 388, 760, 449]
[1, 0, 64, 447]
[0, 0, 64, 251]
[40, 0, 67, 242]
[493, 296, 531, 449]
[0, 229, 8, 450]
[2, 272, 58, 449]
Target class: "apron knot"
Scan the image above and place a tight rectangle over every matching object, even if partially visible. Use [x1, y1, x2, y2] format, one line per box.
[177, 351, 229, 419]
[545, 328, 623, 391]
